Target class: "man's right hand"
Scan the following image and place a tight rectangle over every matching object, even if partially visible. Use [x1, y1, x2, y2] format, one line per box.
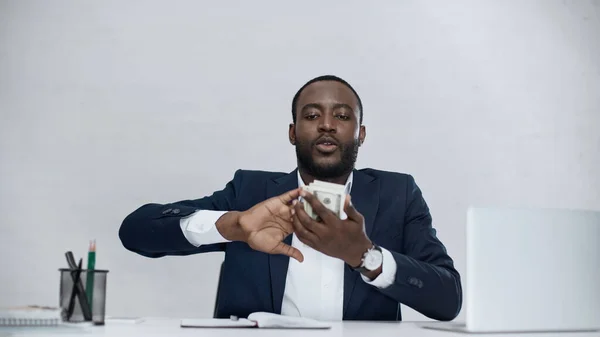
[215, 188, 304, 262]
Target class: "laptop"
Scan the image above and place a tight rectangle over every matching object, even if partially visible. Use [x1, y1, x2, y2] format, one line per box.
[422, 207, 600, 333]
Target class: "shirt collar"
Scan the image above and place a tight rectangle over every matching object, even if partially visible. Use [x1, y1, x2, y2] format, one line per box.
[296, 170, 353, 195]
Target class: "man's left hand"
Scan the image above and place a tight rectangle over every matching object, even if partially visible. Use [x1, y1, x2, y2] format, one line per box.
[292, 190, 373, 269]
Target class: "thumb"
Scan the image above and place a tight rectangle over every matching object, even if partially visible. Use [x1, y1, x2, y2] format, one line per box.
[278, 187, 302, 205]
[343, 195, 361, 222]
[271, 241, 304, 263]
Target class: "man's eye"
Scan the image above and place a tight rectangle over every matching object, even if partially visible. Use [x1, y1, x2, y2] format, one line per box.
[336, 115, 350, 120]
[306, 114, 318, 120]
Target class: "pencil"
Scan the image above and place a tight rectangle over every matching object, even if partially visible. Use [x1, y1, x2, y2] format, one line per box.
[85, 240, 96, 312]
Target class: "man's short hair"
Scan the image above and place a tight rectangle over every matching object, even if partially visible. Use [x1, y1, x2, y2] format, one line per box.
[291, 75, 363, 124]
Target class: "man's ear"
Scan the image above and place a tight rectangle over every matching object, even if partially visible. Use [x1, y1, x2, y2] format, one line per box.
[358, 125, 366, 146]
[288, 123, 296, 145]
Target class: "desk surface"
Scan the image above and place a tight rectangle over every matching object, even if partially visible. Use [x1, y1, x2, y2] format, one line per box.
[1, 318, 599, 337]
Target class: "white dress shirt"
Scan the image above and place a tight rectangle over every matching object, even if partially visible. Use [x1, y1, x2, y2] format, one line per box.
[179, 171, 397, 321]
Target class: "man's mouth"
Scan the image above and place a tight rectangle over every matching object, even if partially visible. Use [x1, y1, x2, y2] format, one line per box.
[314, 137, 339, 154]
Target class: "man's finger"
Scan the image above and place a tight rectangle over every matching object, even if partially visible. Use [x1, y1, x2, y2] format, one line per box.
[292, 211, 319, 244]
[271, 241, 304, 263]
[294, 201, 326, 236]
[300, 190, 337, 224]
[278, 187, 302, 204]
[277, 204, 295, 223]
[343, 194, 363, 222]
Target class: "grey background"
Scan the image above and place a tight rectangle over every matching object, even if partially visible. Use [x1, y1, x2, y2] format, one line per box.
[1, 0, 599, 321]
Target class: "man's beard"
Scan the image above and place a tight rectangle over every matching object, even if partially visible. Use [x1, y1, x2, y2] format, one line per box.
[295, 138, 359, 179]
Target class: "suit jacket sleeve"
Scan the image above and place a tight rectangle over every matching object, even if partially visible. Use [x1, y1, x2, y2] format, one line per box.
[375, 175, 463, 321]
[118, 170, 243, 258]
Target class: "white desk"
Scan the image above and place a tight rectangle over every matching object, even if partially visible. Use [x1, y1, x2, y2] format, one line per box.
[1, 318, 599, 337]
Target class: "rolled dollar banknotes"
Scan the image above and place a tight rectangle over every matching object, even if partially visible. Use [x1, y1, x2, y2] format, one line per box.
[301, 180, 347, 220]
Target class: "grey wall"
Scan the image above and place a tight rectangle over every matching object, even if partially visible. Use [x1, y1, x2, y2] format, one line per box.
[1, 0, 599, 321]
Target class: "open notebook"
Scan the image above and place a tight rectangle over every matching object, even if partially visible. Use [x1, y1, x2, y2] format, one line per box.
[0, 306, 62, 326]
[181, 312, 331, 329]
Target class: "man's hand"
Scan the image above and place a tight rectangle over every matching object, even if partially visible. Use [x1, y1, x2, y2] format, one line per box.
[292, 190, 373, 268]
[216, 188, 304, 262]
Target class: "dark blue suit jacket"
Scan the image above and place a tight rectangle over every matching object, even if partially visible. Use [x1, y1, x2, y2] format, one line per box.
[119, 168, 462, 321]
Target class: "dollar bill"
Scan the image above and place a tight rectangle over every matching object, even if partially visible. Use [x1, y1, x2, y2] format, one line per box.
[314, 190, 342, 219]
[300, 180, 346, 220]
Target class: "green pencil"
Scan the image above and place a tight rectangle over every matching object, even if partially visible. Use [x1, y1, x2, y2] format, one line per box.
[85, 240, 96, 313]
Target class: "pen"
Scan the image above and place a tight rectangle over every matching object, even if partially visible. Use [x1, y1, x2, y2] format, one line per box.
[64, 254, 92, 321]
[85, 240, 96, 311]
[66, 259, 84, 320]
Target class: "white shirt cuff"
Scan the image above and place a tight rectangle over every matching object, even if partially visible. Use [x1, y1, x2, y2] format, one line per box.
[179, 210, 231, 247]
[360, 247, 396, 288]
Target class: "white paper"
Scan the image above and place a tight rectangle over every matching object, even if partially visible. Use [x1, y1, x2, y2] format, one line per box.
[180, 318, 256, 328]
[248, 312, 331, 329]
[0, 306, 62, 326]
[105, 316, 145, 324]
[180, 312, 331, 329]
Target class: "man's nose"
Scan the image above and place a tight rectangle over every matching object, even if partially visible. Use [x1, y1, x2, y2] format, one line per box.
[318, 114, 336, 133]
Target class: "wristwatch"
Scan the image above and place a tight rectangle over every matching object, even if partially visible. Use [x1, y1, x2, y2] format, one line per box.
[353, 244, 383, 273]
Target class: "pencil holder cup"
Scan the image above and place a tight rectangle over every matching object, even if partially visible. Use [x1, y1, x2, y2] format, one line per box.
[58, 268, 109, 325]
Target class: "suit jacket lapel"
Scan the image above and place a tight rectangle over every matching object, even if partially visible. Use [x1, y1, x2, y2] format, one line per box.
[266, 169, 298, 314]
[343, 169, 380, 318]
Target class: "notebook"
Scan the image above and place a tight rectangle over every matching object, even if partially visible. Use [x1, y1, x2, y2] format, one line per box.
[181, 312, 331, 329]
[0, 306, 62, 326]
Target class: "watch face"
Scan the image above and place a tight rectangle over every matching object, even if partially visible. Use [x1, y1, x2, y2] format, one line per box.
[364, 250, 383, 270]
